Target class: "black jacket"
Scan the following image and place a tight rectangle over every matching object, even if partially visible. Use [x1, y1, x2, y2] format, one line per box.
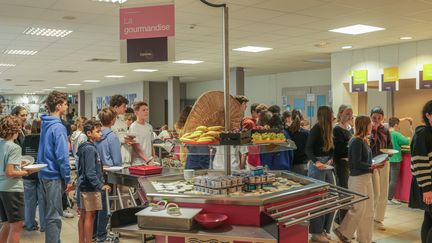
[305, 124, 334, 163]
[348, 137, 372, 176]
[287, 127, 309, 165]
[77, 141, 104, 192]
[333, 125, 353, 160]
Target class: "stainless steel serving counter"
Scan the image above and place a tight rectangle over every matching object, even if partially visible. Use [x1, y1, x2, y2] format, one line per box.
[138, 171, 328, 206]
[106, 167, 183, 188]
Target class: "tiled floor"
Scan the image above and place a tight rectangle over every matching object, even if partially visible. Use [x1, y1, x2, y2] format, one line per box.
[19, 203, 423, 243]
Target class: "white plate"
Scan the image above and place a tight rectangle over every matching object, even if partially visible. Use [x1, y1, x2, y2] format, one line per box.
[380, 149, 399, 155]
[323, 164, 334, 170]
[23, 164, 47, 170]
[104, 166, 124, 172]
[372, 154, 388, 165]
[22, 155, 35, 165]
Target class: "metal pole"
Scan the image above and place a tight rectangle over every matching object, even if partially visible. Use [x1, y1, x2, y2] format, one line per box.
[199, 1, 231, 175]
[223, 5, 231, 176]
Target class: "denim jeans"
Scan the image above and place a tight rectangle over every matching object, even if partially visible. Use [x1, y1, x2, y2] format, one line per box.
[24, 179, 46, 231]
[93, 190, 108, 242]
[308, 161, 336, 234]
[41, 179, 63, 243]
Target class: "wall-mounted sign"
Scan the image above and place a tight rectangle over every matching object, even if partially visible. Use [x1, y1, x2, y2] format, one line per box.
[418, 71, 432, 89]
[380, 67, 399, 91]
[350, 70, 368, 92]
[119, 4, 175, 63]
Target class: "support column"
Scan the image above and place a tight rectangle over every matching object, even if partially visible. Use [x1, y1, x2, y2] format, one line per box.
[143, 81, 150, 104]
[168, 76, 181, 129]
[78, 90, 85, 116]
[230, 67, 245, 95]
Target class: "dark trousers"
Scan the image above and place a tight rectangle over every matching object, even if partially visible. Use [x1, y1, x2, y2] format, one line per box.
[93, 191, 108, 241]
[388, 162, 401, 200]
[421, 211, 432, 243]
[334, 159, 350, 224]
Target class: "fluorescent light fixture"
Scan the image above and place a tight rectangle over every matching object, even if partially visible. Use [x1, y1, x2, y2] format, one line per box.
[329, 24, 385, 35]
[341, 45, 353, 49]
[173, 60, 204, 64]
[53, 86, 67, 89]
[104, 75, 124, 78]
[67, 83, 81, 86]
[133, 69, 158, 72]
[23, 27, 73, 38]
[93, 0, 128, 3]
[83, 80, 101, 83]
[43, 88, 54, 91]
[0, 63, 16, 67]
[400, 36, 412, 40]
[24, 92, 36, 95]
[233, 46, 273, 53]
[4, 49, 38, 55]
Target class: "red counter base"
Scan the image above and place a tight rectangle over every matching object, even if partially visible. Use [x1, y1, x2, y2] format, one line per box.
[394, 153, 412, 203]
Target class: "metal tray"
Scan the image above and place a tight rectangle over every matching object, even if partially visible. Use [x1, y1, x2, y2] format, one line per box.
[136, 207, 202, 231]
[138, 170, 328, 206]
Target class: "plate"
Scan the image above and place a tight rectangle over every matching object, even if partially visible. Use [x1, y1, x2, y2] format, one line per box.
[323, 164, 334, 170]
[372, 154, 388, 165]
[22, 155, 35, 165]
[380, 149, 399, 155]
[23, 164, 47, 170]
[104, 166, 124, 172]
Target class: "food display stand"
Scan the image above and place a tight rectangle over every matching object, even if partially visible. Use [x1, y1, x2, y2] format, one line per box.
[108, 169, 367, 243]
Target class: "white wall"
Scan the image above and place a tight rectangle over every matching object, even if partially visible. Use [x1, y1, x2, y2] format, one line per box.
[186, 68, 331, 114]
[92, 81, 144, 116]
[331, 39, 432, 113]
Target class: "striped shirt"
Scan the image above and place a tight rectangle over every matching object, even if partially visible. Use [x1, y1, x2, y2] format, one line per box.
[411, 125, 432, 192]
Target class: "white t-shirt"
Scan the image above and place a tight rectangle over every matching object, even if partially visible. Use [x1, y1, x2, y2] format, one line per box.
[212, 146, 248, 171]
[130, 121, 154, 164]
[111, 115, 131, 163]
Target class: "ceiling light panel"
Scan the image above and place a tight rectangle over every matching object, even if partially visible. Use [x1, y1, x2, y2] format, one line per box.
[329, 24, 385, 35]
[341, 45, 353, 49]
[233, 46, 273, 53]
[0, 63, 16, 67]
[105, 75, 124, 78]
[173, 60, 204, 64]
[67, 83, 81, 86]
[53, 86, 67, 89]
[4, 49, 38, 55]
[93, 0, 128, 3]
[400, 36, 412, 40]
[23, 27, 73, 37]
[83, 80, 101, 83]
[133, 69, 158, 72]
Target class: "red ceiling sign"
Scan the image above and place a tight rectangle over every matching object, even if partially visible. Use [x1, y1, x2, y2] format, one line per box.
[120, 4, 175, 40]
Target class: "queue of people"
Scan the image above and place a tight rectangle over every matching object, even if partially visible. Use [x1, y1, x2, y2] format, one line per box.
[0, 91, 430, 243]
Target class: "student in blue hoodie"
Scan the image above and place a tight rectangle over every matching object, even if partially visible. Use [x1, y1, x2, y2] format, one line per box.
[77, 120, 111, 243]
[93, 107, 122, 242]
[37, 91, 72, 243]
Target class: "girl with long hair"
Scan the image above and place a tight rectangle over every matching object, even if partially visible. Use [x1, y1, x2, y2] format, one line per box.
[410, 100, 432, 243]
[287, 109, 309, 175]
[333, 105, 354, 224]
[305, 106, 335, 242]
[334, 116, 383, 243]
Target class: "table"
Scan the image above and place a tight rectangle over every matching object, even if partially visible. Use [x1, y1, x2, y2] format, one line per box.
[394, 153, 412, 202]
[112, 224, 277, 243]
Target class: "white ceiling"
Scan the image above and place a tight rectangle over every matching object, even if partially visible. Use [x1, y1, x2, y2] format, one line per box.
[1, 0, 432, 94]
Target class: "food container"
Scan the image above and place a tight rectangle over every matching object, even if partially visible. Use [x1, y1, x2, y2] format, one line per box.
[136, 207, 202, 230]
[128, 165, 163, 175]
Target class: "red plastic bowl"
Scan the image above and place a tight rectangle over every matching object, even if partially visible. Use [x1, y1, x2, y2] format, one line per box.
[194, 213, 228, 229]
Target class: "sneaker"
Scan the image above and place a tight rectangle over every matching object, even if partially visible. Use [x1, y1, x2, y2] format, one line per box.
[323, 232, 332, 240]
[389, 199, 401, 205]
[310, 233, 329, 243]
[374, 220, 386, 231]
[62, 209, 74, 218]
[332, 227, 351, 243]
